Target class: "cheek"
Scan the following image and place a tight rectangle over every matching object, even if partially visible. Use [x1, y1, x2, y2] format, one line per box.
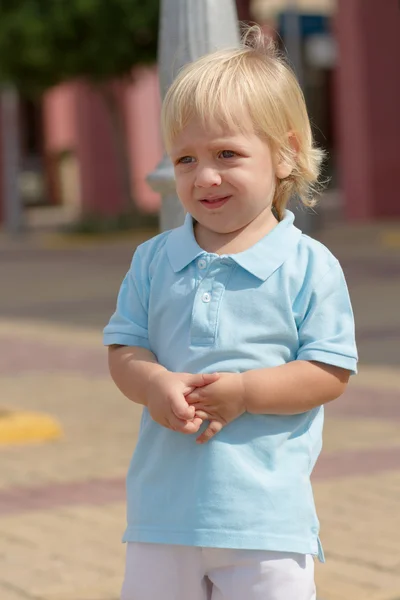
[230, 169, 263, 194]
[174, 173, 191, 198]
[255, 160, 276, 189]
[232, 166, 275, 204]
[225, 169, 250, 190]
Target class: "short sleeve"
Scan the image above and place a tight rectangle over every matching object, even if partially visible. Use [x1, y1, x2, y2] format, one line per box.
[296, 261, 358, 374]
[103, 246, 151, 349]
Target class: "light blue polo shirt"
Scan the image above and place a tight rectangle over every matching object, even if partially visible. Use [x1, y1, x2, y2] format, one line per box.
[103, 210, 357, 561]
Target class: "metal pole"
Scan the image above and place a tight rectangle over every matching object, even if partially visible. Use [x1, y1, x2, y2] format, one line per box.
[147, 0, 240, 232]
[283, 0, 304, 87]
[0, 85, 24, 234]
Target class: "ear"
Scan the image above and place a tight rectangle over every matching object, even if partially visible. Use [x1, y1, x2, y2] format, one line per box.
[275, 132, 299, 179]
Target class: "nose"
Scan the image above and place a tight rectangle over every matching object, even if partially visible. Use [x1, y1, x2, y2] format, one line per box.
[194, 165, 222, 188]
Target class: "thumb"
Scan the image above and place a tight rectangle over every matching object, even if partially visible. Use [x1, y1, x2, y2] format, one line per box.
[184, 372, 219, 389]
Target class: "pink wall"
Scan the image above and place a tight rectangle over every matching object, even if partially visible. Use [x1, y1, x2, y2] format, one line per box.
[74, 81, 127, 216]
[43, 83, 78, 152]
[125, 67, 162, 213]
[42, 70, 163, 217]
[335, 0, 400, 219]
[44, 81, 127, 216]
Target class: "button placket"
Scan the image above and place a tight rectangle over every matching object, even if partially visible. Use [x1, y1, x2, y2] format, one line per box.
[190, 262, 234, 346]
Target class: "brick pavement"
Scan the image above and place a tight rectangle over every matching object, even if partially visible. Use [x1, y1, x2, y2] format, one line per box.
[0, 220, 399, 600]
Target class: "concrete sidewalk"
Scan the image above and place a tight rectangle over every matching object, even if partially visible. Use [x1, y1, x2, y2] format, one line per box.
[0, 217, 400, 600]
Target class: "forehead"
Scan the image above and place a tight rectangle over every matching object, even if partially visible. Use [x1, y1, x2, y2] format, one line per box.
[170, 117, 255, 153]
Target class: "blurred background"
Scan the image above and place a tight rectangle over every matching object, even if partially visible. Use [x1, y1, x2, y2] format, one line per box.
[0, 2, 400, 600]
[0, 0, 399, 232]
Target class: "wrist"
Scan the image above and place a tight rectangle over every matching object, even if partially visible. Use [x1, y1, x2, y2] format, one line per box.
[237, 372, 247, 413]
[144, 366, 169, 406]
[241, 368, 273, 414]
[241, 370, 260, 414]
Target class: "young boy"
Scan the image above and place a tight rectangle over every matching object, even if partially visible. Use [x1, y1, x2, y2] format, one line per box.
[104, 27, 357, 600]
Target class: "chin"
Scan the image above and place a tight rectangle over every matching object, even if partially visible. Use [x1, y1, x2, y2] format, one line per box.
[202, 222, 243, 235]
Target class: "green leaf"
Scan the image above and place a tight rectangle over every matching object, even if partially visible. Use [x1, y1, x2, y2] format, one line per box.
[0, 0, 159, 95]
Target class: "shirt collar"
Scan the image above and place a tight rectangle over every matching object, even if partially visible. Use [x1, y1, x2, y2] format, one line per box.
[166, 210, 302, 281]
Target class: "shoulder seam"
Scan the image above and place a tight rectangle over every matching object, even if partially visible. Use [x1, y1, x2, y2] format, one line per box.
[313, 259, 341, 292]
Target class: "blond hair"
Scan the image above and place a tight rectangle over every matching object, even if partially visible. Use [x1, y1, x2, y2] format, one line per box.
[161, 26, 325, 220]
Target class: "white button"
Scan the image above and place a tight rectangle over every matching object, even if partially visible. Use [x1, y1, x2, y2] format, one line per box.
[197, 259, 207, 270]
[202, 292, 211, 303]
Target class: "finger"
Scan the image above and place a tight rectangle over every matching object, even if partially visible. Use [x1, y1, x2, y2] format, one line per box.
[170, 393, 195, 420]
[186, 391, 202, 405]
[172, 416, 203, 434]
[167, 412, 188, 430]
[196, 420, 223, 444]
[199, 372, 220, 385]
[194, 410, 212, 420]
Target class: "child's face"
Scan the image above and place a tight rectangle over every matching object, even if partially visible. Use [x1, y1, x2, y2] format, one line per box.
[170, 118, 279, 238]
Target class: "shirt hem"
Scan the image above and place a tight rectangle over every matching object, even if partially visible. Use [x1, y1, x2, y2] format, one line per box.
[122, 526, 325, 563]
[296, 350, 357, 375]
[103, 333, 150, 349]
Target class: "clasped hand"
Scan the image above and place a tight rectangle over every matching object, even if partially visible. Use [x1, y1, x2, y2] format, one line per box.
[146, 371, 245, 443]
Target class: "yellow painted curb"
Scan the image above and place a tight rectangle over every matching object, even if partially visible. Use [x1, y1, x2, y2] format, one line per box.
[0, 408, 63, 445]
[381, 231, 400, 248]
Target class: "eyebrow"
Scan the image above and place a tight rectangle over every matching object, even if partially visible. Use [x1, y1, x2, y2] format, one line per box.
[208, 138, 249, 150]
[172, 138, 250, 156]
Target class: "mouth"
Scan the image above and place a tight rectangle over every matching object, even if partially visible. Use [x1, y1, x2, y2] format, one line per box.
[199, 195, 231, 209]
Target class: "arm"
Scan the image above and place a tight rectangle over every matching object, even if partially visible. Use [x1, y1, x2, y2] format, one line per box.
[108, 345, 166, 406]
[242, 360, 350, 414]
[244, 260, 355, 414]
[188, 361, 349, 419]
[188, 360, 349, 442]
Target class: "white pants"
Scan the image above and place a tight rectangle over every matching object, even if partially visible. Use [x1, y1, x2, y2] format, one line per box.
[121, 543, 316, 600]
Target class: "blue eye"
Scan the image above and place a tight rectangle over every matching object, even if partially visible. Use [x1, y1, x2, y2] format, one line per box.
[220, 150, 236, 159]
[178, 156, 195, 164]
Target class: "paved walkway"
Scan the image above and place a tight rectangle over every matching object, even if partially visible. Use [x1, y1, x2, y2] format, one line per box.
[0, 216, 400, 600]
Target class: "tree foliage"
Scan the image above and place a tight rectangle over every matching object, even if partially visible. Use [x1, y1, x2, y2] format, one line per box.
[0, 0, 159, 95]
